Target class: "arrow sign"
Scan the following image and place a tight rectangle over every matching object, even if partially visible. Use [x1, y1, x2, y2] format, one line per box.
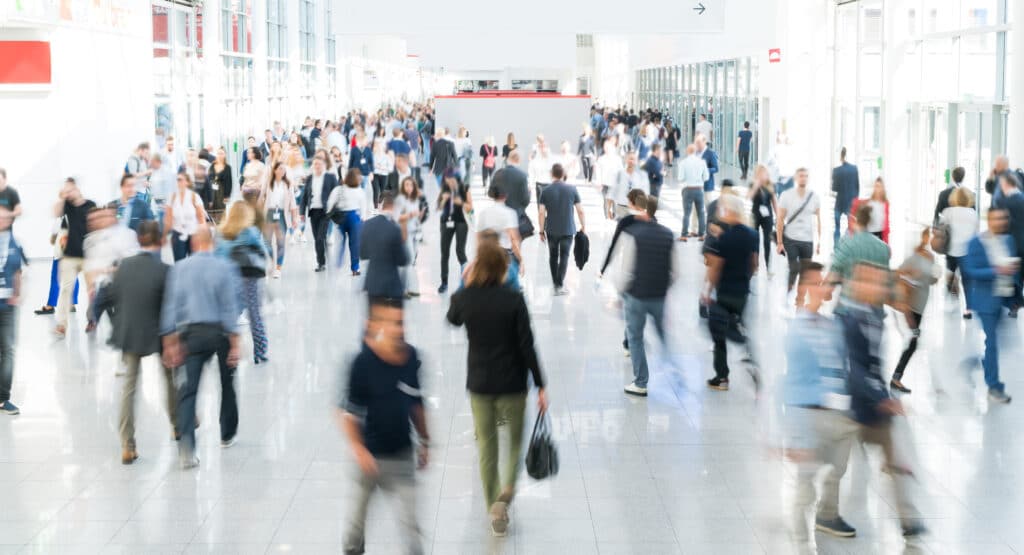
[693, 2, 706, 15]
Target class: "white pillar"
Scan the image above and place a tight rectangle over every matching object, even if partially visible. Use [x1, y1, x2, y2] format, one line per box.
[1009, 0, 1024, 164]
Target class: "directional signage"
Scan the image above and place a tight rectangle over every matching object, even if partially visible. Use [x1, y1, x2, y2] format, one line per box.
[338, 0, 725, 34]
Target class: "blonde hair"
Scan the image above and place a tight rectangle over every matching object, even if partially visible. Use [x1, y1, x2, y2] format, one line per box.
[219, 201, 255, 240]
[950, 186, 973, 208]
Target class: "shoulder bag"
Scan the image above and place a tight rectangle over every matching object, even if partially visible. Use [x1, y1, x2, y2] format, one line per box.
[230, 243, 267, 278]
[525, 410, 559, 480]
[785, 191, 815, 228]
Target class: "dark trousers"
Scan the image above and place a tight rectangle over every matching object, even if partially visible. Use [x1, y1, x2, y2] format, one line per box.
[980, 310, 1004, 392]
[440, 221, 468, 285]
[0, 308, 15, 403]
[754, 217, 773, 268]
[547, 235, 573, 288]
[893, 312, 922, 380]
[46, 258, 78, 307]
[372, 174, 387, 208]
[783, 237, 814, 296]
[482, 166, 495, 190]
[946, 255, 963, 295]
[581, 157, 594, 182]
[309, 208, 328, 267]
[176, 325, 237, 455]
[171, 231, 192, 262]
[709, 296, 748, 380]
[650, 181, 663, 199]
[833, 207, 851, 245]
[738, 150, 750, 178]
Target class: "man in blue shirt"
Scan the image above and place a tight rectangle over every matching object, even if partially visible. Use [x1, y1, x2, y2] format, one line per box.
[736, 121, 753, 180]
[0, 207, 22, 416]
[696, 135, 719, 194]
[360, 193, 410, 302]
[160, 225, 241, 469]
[538, 164, 586, 295]
[111, 175, 155, 232]
[831, 148, 860, 245]
[338, 298, 429, 555]
[783, 261, 859, 543]
[643, 144, 665, 199]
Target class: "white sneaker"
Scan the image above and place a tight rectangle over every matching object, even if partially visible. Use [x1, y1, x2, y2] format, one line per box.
[328, 235, 336, 246]
[273, 269, 282, 279]
[238, 315, 249, 326]
[623, 348, 631, 358]
[289, 235, 297, 245]
[624, 382, 648, 397]
[301, 235, 308, 243]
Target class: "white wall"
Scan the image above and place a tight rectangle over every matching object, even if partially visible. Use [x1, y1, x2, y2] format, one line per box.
[0, 17, 151, 258]
[405, 33, 577, 70]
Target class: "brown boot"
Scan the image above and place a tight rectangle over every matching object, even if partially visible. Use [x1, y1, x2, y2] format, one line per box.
[121, 449, 139, 465]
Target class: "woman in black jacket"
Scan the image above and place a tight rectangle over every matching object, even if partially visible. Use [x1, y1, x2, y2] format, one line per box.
[446, 240, 548, 537]
[208, 146, 233, 221]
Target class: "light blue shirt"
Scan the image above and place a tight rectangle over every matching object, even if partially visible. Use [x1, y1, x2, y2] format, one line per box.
[677, 154, 710, 188]
[160, 251, 241, 335]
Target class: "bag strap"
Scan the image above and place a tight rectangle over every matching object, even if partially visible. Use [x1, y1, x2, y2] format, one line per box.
[785, 191, 815, 228]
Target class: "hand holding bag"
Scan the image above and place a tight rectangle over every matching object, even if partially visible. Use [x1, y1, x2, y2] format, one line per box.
[525, 410, 559, 480]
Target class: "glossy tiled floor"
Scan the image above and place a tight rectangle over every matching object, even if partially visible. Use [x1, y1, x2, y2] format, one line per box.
[3, 174, 1024, 554]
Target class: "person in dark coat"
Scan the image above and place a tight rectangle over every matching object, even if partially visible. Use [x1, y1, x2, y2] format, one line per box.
[360, 193, 410, 302]
[491, 150, 530, 219]
[994, 172, 1024, 315]
[831, 147, 860, 245]
[108, 221, 178, 465]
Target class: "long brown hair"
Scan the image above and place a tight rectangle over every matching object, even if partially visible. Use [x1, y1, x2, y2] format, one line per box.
[269, 161, 290, 191]
[343, 168, 362, 188]
[465, 238, 508, 288]
[219, 201, 255, 240]
[399, 176, 420, 200]
[871, 177, 889, 203]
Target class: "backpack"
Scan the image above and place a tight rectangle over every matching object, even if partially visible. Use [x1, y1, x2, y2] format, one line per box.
[230, 243, 267, 278]
[930, 221, 950, 255]
[483, 145, 496, 169]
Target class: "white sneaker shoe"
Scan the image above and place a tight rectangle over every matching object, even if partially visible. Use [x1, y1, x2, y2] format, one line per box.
[238, 315, 249, 326]
[301, 235, 308, 243]
[624, 382, 648, 396]
[273, 269, 282, 279]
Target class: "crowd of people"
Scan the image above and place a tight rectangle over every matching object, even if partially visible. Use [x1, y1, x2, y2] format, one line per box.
[4, 98, 1024, 553]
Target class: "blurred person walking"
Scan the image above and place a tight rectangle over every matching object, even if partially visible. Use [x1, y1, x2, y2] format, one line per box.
[36, 212, 80, 316]
[748, 165, 778, 274]
[538, 164, 586, 295]
[611, 152, 650, 220]
[0, 207, 23, 415]
[53, 178, 95, 337]
[299, 153, 340, 272]
[831, 147, 859, 245]
[338, 298, 429, 555]
[261, 162, 298, 278]
[163, 172, 205, 262]
[437, 172, 472, 294]
[447, 240, 548, 537]
[850, 177, 891, 244]
[161, 225, 240, 468]
[109, 221, 177, 463]
[476, 185, 524, 290]
[939, 187, 978, 318]
[216, 203, 270, 365]
[596, 138, 623, 220]
[359, 192, 409, 302]
[396, 177, 423, 298]
[327, 169, 367, 276]
[783, 261, 859, 545]
[776, 168, 822, 307]
[678, 144, 710, 240]
[890, 227, 938, 393]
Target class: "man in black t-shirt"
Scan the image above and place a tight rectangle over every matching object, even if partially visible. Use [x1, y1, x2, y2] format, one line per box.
[0, 168, 22, 219]
[53, 178, 96, 337]
[703, 194, 760, 392]
[338, 299, 429, 555]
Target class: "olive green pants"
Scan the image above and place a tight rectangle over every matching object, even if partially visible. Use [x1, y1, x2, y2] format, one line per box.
[470, 393, 527, 508]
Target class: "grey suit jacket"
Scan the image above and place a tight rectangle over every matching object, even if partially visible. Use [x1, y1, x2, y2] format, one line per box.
[109, 251, 169, 356]
[492, 166, 530, 216]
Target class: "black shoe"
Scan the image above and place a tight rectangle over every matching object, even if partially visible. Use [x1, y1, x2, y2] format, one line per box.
[707, 377, 729, 391]
[437, 283, 448, 294]
[963, 312, 973, 320]
[890, 378, 911, 394]
[1010, 308, 1019, 319]
[816, 516, 857, 538]
[34, 306, 55, 315]
[901, 522, 927, 538]
[314, 265, 326, 272]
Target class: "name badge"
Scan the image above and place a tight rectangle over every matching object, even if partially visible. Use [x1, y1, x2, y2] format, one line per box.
[272, 211, 280, 221]
[446, 220, 455, 229]
[212, 183, 219, 190]
[759, 206, 770, 218]
[361, 158, 366, 166]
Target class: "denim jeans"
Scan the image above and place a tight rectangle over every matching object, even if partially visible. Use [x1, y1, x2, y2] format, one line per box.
[546, 235, 573, 288]
[336, 210, 362, 272]
[979, 310, 1004, 392]
[46, 258, 78, 307]
[833, 207, 851, 245]
[682, 188, 706, 237]
[0, 308, 16, 403]
[622, 293, 667, 388]
[176, 325, 237, 457]
[400, 231, 420, 294]
[171, 231, 192, 262]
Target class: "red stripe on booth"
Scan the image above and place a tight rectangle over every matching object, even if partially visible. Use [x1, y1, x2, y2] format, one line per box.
[0, 41, 52, 84]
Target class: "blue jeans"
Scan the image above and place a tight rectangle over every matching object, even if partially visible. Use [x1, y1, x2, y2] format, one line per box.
[46, 258, 78, 307]
[171, 231, 191, 262]
[0, 308, 16, 403]
[834, 207, 851, 245]
[622, 293, 667, 388]
[336, 210, 361, 272]
[979, 311, 1004, 392]
[682, 188, 706, 237]
[176, 325, 237, 456]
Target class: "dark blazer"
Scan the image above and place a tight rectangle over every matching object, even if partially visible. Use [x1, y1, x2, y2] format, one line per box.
[430, 138, 457, 176]
[492, 166, 530, 216]
[386, 170, 420, 195]
[997, 191, 1024, 256]
[109, 197, 155, 232]
[934, 184, 961, 223]
[208, 163, 233, 203]
[831, 161, 860, 213]
[299, 172, 339, 216]
[962, 233, 1017, 314]
[359, 215, 409, 300]
[109, 251, 169, 356]
[701, 148, 719, 192]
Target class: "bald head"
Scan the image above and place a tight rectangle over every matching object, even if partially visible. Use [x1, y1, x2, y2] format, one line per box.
[508, 150, 521, 164]
[995, 155, 1010, 173]
[191, 224, 213, 252]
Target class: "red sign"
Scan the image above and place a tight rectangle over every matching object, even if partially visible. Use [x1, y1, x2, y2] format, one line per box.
[0, 41, 52, 84]
[768, 48, 782, 64]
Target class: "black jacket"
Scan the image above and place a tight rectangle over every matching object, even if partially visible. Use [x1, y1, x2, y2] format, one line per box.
[447, 286, 545, 395]
[491, 166, 530, 216]
[934, 184, 961, 224]
[831, 162, 859, 212]
[430, 138, 457, 176]
[359, 215, 409, 300]
[299, 172, 339, 216]
[841, 303, 889, 426]
[386, 170, 420, 195]
[109, 252, 169, 356]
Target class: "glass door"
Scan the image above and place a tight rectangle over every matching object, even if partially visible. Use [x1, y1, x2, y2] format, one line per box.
[956, 106, 995, 210]
[913, 104, 948, 224]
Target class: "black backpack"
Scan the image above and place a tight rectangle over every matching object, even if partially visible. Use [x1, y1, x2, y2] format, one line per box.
[230, 243, 267, 278]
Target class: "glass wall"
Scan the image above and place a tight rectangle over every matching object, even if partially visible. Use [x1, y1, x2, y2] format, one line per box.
[636, 56, 760, 173]
[266, 0, 288, 126]
[152, 1, 204, 150]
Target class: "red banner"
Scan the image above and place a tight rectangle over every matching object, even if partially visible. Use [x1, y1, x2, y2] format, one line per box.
[0, 42, 52, 84]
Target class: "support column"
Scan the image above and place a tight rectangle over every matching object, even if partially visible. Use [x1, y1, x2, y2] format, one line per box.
[1008, 0, 1024, 163]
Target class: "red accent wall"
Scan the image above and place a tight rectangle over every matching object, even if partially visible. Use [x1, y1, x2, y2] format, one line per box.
[0, 41, 52, 84]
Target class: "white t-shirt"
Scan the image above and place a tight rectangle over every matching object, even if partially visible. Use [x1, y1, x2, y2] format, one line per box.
[266, 182, 288, 210]
[778, 188, 820, 242]
[170, 190, 201, 235]
[941, 206, 978, 258]
[868, 200, 885, 233]
[696, 120, 713, 141]
[476, 203, 518, 250]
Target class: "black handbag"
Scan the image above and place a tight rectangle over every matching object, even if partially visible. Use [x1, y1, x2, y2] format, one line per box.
[525, 410, 559, 480]
[518, 212, 535, 240]
[230, 243, 267, 278]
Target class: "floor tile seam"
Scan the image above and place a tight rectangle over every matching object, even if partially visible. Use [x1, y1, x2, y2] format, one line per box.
[272, 457, 316, 549]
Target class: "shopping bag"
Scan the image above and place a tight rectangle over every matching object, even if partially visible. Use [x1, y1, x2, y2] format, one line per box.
[525, 410, 559, 480]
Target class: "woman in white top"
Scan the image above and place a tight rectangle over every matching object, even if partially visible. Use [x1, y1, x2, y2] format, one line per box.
[163, 172, 206, 262]
[596, 138, 624, 220]
[941, 186, 979, 319]
[261, 161, 299, 278]
[242, 147, 266, 198]
[558, 140, 581, 183]
[528, 144, 553, 202]
[454, 127, 473, 183]
[371, 139, 394, 210]
[285, 146, 308, 244]
[395, 176, 423, 298]
[326, 168, 368, 275]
